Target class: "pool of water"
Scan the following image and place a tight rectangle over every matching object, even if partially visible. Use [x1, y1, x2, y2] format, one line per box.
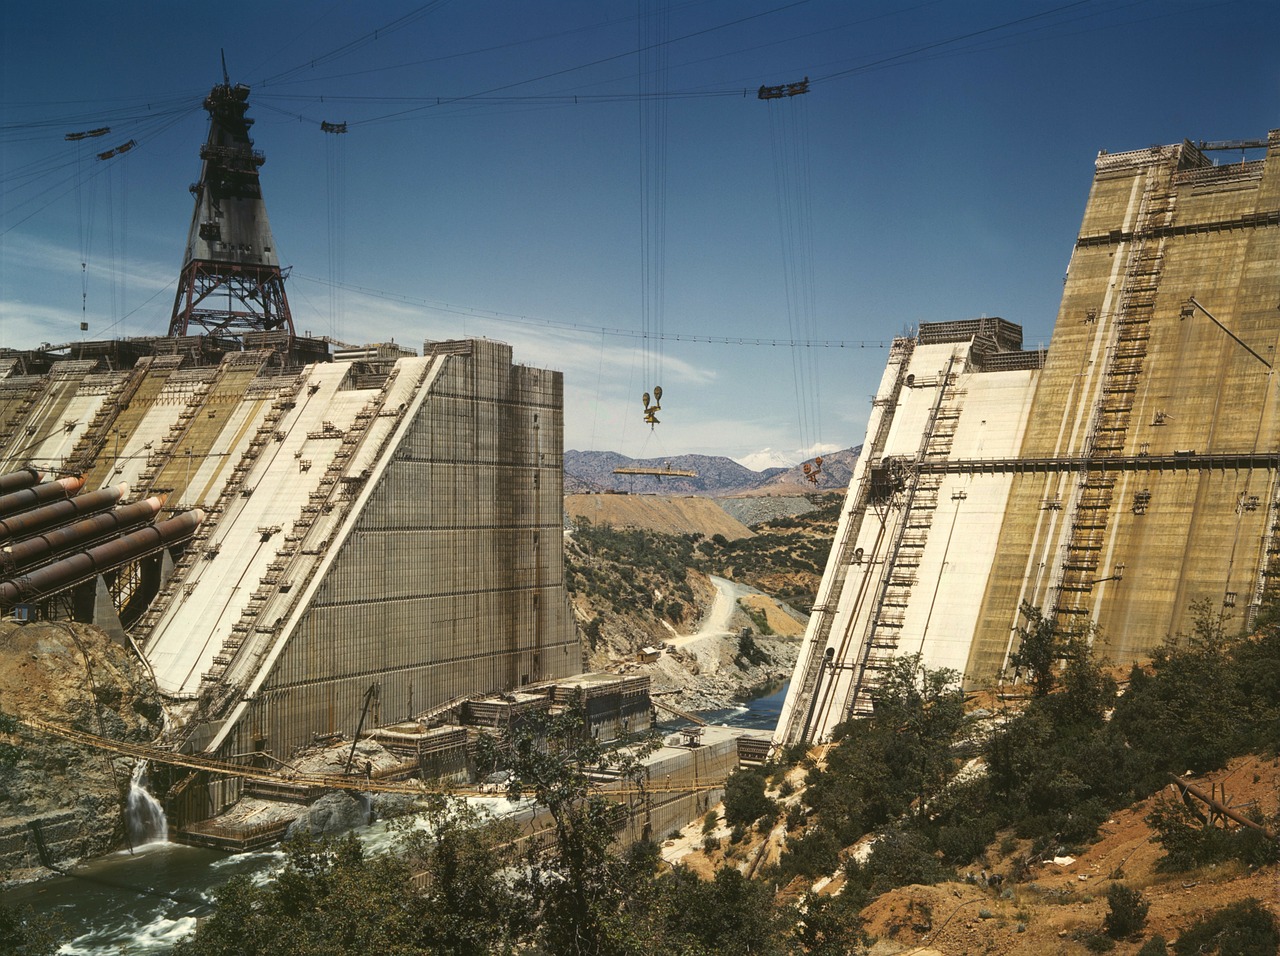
[698, 680, 788, 732]
[9, 683, 787, 953]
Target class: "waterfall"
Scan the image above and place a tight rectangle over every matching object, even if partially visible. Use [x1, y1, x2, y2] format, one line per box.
[125, 761, 168, 845]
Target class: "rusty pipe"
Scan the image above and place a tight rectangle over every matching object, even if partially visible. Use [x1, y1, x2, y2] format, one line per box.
[3, 495, 163, 572]
[0, 476, 84, 520]
[0, 482, 126, 544]
[0, 466, 43, 496]
[0, 509, 204, 605]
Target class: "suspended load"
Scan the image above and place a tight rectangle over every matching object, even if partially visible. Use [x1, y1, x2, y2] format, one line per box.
[96, 139, 136, 161]
[803, 455, 824, 485]
[65, 127, 110, 141]
[642, 385, 663, 427]
[757, 76, 810, 100]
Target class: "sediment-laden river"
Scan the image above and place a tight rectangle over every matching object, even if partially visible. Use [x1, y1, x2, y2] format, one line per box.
[8, 688, 787, 954]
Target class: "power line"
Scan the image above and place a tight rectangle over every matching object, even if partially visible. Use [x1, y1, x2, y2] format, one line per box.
[291, 272, 891, 349]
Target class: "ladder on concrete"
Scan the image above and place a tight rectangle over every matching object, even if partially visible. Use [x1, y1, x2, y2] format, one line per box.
[1051, 163, 1175, 624]
[780, 337, 915, 744]
[199, 366, 408, 690]
[131, 372, 306, 646]
[62, 358, 152, 477]
[132, 373, 219, 495]
[846, 352, 962, 718]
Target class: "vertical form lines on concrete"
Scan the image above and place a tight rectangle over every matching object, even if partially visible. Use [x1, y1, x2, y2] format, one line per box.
[780, 338, 915, 745]
[131, 372, 220, 498]
[55, 367, 134, 477]
[201, 366, 405, 693]
[1049, 162, 1175, 631]
[845, 351, 961, 720]
[131, 373, 306, 647]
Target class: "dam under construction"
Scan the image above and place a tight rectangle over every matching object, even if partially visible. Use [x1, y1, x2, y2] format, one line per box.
[5, 68, 1280, 882]
[0, 78, 588, 834]
[0, 77, 774, 877]
[779, 130, 1280, 744]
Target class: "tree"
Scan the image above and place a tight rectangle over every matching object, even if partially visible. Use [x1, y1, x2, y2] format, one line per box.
[1006, 601, 1102, 698]
[786, 890, 869, 955]
[1006, 601, 1059, 695]
[474, 691, 663, 956]
[395, 796, 530, 954]
[655, 866, 785, 956]
[0, 902, 64, 956]
[723, 767, 776, 828]
[173, 832, 434, 956]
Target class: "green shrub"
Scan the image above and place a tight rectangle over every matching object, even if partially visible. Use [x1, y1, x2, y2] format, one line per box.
[777, 826, 841, 881]
[844, 828, 952, 901]
[1172, 898, 1279, 955]
[723, 768, 776, 828]
[936, 818, 995, 866]
[1104, 883, 1149, 939]
[1136, 936, 1168, 956]
[1148, 797, 1280, 871]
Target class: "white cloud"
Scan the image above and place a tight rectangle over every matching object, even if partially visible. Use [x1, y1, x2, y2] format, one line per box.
[4, 234, 172, 292]
[736, 447, 800, 470]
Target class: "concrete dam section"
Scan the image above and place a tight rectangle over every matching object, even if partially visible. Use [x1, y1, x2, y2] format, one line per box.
[779, 131, 1280, 744]
[0, 337, 583, 764]
[0, 78, 584, 773]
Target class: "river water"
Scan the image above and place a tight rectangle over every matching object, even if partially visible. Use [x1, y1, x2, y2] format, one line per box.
[8, 687, 786, 954]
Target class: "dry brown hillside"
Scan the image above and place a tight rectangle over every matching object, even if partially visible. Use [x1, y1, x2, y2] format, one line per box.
[566, 493, 753, 540]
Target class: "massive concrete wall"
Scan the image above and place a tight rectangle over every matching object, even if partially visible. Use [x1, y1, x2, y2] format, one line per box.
[779, 131, 1280, 744]
[207, 340, 582, 758]
[776, 331, 1043, 742]
[0, 338, 582, 760]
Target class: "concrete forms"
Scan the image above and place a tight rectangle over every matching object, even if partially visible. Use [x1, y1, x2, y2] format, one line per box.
[779, 131, 1280, 744]
[0, 336, 582, 763]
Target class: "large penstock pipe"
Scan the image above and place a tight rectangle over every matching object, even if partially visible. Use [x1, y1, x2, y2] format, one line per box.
[0, 483, 127, 544]
[0, 509, 204, 605]
[3, 495, 164, 572]
[0, 467, 43, 496]
[0, 476, 84, 520]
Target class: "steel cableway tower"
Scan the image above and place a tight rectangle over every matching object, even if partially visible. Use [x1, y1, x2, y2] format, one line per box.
[168, 75, 294, 339]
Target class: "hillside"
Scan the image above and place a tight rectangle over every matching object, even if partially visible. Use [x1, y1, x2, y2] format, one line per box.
[564, 447, 859, 496]
[658, 621, 1280, 954]
[0, 621, 164, 876]
[566, 494, 755, 540]
[663, 749, 1280, 956]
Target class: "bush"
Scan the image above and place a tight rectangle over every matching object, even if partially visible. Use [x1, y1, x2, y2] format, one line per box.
[1104, 883, 1149, 939]
[1148, 797, 1280, 871]
[723, 768, 776, 828]
[1172, 898, 1280, 955]
[844, 828, 952, 901]
[777, 826, 841, 881]
[1136, 936, 1168, 956]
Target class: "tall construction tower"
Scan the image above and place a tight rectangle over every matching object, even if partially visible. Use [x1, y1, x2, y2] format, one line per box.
[168, 74, 294, 339]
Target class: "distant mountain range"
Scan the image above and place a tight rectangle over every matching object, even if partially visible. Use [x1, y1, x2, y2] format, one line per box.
[563, 447, 860, 496]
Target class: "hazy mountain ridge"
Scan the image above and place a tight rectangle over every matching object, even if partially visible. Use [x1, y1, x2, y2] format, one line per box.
[564, 447, 858, 495]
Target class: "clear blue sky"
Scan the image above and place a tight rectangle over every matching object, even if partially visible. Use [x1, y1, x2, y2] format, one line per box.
[2, 1, 1277, 466]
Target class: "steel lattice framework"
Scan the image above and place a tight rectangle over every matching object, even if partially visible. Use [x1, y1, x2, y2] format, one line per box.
[168, 80, 294, 339]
